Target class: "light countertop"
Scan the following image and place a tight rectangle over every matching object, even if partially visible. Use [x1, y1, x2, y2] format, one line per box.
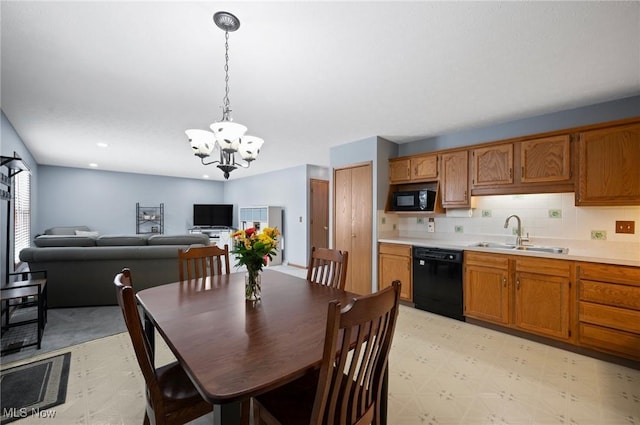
[378, 237, 640, 268]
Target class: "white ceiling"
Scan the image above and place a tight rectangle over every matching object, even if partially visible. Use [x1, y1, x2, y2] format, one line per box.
[2, 1, 639, 181]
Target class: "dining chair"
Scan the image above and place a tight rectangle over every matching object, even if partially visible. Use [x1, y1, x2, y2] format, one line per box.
[113, 268, 213, 425]
[306, 247, 349, 290]
[178, 244, 230, 281]
[252, 280, 402, 425]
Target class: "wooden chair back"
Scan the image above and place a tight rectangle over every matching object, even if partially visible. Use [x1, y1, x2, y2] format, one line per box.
[114, 268, 214, 425]
[178, 244, 230, 281]
[114, 268, 164, 422]
[310, 280, 401, 425]
[306, 247, 349, 290]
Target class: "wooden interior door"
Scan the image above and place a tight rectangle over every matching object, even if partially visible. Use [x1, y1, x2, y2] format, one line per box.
[309, 179, 329, 253]
[333, 163, 372, 295]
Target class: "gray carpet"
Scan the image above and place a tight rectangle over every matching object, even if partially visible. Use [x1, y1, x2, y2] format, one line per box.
[1, 306, 125, 364]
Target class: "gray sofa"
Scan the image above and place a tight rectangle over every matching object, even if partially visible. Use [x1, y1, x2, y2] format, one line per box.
[19, 227, 211, 308]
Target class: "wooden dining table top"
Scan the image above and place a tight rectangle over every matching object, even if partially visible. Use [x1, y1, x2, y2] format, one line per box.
[135, 269, 358, 404]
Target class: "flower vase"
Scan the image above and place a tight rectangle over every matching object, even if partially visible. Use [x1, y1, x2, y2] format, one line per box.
[245, 268, 261, 301]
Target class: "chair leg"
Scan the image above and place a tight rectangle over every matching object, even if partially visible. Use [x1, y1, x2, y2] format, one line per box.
[241, 400, 250, 425]
[143, 411, 150, 425]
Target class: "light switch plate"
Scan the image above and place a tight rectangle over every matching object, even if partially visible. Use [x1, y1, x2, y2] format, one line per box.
[591, 230, 607, 240]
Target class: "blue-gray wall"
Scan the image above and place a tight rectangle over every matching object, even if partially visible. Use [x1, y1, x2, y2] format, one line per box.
[400, 95, 640, 155]
[223, 164, 316, 267]
[37, 166, 225, 235]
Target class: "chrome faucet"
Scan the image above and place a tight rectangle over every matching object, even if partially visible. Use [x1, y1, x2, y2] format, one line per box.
[504, 214, 527, 247]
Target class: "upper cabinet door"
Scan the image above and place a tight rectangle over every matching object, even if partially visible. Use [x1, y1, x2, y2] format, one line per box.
[472, 143, 514, 187]
[389, 158, 410, 183]
[440, 151, 469, 208]
[410, 154, 438, 181]
[520, 135, 571, 183]
[576, 122, 640, 206]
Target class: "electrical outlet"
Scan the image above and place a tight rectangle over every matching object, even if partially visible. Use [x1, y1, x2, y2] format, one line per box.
[427, 218, 435, 233]
[548, 209, 562, 218]
[591, 230, 607, 240]
[481, 210, 492, 217]
[615, 220, 635, 234]
[381, 217, 386, 225]
[455, 225, 464, 233]
[417, 217, 424, 224]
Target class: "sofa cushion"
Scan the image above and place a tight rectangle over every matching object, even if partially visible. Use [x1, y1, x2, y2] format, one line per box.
[75, 230, 100, 237]
[96, 235, 148, 246]
[44, 225, 91, 235]
[147, 234, 210, 246]
[33, 235, 97, 247]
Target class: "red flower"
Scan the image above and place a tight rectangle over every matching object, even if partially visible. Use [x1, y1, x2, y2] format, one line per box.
[244, 228, 256, 237]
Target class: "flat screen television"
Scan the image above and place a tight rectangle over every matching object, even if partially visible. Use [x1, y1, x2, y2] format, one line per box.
[193, 204, 233, 227]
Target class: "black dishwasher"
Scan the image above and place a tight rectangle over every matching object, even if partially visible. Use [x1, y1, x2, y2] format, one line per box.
[412, 247, 464, 321]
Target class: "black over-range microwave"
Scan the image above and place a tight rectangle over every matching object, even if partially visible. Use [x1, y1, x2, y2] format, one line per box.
[391, 189, 436, 212]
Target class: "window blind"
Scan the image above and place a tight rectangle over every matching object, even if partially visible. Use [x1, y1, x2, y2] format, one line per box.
[14, 171, 31, 265]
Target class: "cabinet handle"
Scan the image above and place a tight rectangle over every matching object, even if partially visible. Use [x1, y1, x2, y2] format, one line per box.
[502, 276, 507, 287]
[509, 168, 513, 179]
[516, 279, 520, 290]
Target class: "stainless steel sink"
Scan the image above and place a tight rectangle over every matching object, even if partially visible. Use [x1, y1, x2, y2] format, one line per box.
[470, 242, 568, 254]
[471, 242, 515, 249]
[513, 245, 568, 254]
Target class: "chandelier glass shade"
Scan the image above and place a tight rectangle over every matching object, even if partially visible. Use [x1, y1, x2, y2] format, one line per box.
[185, 11, 262, 180]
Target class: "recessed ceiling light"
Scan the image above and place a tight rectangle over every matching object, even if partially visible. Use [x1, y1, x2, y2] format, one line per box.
[89, 163, 98, 168]
[96, 142, 108, 148]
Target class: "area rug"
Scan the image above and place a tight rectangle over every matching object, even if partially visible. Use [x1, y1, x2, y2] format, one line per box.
[0, 352, 71, 424]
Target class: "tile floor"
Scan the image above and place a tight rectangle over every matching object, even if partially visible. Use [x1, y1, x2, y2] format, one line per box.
[2, 265, 639, 425]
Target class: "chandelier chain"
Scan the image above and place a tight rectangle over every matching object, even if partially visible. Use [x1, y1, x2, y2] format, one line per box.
[222, 31, 231, 120]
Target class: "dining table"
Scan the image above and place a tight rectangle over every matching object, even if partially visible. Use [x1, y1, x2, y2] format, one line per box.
[135, 269, 389, 425]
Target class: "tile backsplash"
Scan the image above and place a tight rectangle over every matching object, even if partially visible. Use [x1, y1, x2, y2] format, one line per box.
[378, 193, 640, 247]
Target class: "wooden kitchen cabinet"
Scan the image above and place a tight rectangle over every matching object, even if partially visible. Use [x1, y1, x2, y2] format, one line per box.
[575, 122, 640, 206]
[520, 135, 572, 184]
[378, 243, 412, 301]
[471, 143, 513, 187]
[577, 262, 640, 361]
[464, 252, 510, 324]
[440, 150, 470, 208]
[465, 252, 573, 342]
[389, 158, 410, 183]
[389, 153, 438, 184]
[471, 135, 572, 194]
[514, 257, 572, 341]
[410, 153, 438, 181]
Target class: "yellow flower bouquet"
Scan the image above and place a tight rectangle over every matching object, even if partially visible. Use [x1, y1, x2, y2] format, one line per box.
[231, 227, 280, 300]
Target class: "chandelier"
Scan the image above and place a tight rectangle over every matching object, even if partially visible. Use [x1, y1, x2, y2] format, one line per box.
[186, 11, 263, 179]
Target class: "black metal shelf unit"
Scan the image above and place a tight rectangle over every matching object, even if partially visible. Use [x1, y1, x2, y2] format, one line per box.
[136, 203, 164, 234]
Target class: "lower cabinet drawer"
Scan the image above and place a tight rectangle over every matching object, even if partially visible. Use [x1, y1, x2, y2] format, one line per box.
[578, 323, 640, 361]
[579, 301, 640, 334]
[379, 243, 411, 256]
